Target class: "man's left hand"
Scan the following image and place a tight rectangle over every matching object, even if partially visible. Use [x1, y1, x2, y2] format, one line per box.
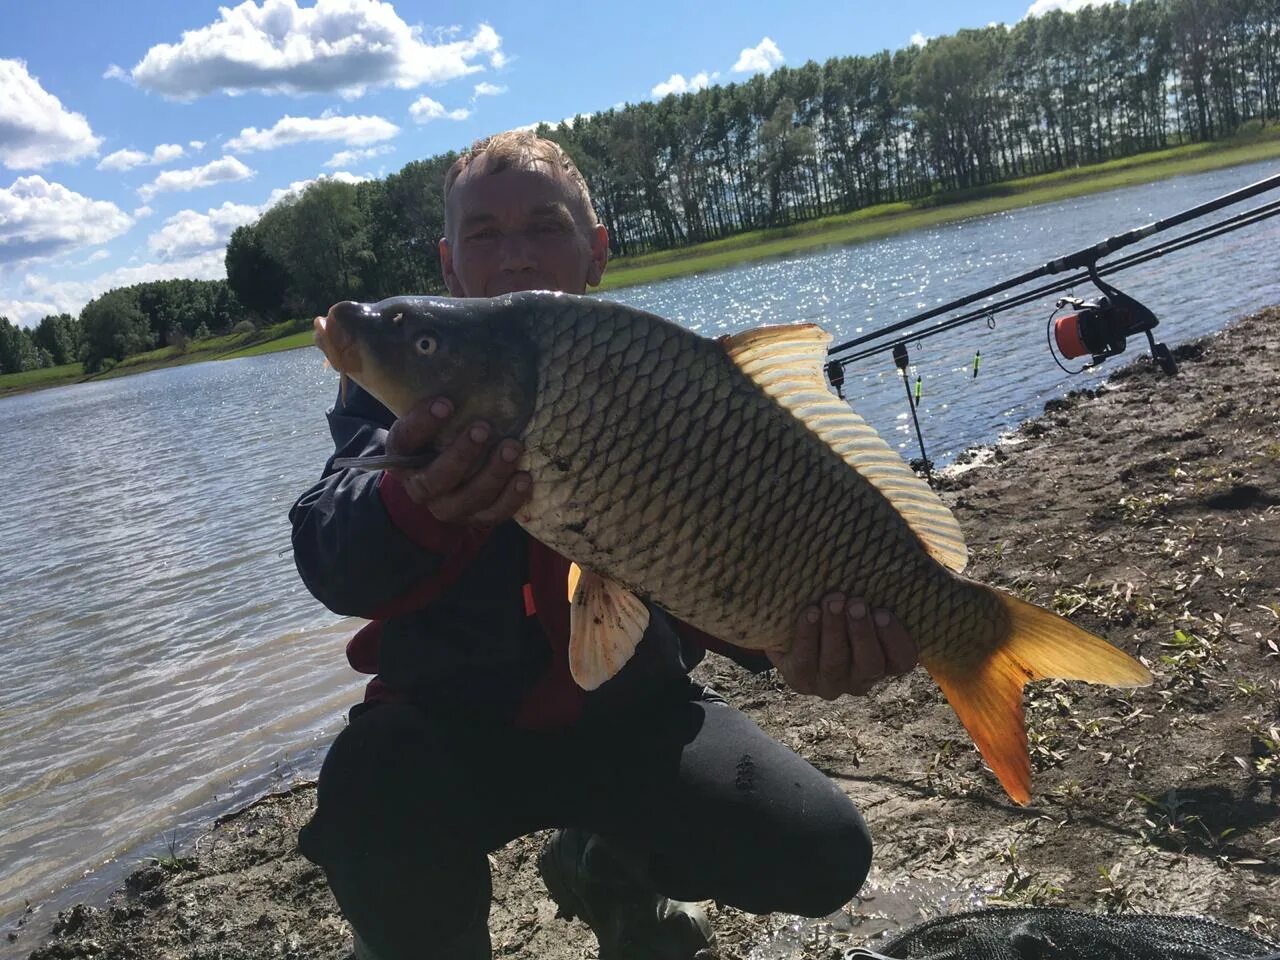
[767, 594, 918, 700]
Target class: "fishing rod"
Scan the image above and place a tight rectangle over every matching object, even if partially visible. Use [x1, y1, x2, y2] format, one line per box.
[826, 168, 1280, 363]
[822, 168, 1280, 474]
[830, 192, 1280, 369]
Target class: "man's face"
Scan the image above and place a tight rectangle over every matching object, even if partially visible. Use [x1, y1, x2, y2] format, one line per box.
[439, 165, 609, 298]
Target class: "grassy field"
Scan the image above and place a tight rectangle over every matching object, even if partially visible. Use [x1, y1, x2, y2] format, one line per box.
[4, 127, 1278, 399]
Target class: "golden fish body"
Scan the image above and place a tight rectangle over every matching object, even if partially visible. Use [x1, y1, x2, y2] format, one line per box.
[315, 291, 1151, 803]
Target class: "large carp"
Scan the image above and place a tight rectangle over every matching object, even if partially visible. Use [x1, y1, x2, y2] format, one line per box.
[313, 291, 1151, 804]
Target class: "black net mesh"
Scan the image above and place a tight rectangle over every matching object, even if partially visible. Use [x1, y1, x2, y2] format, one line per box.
[855, 907, 1280, 960]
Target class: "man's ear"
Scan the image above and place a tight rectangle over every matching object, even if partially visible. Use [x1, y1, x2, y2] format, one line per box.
[439, 237, 466, 297]
[586, 223, 609, 288]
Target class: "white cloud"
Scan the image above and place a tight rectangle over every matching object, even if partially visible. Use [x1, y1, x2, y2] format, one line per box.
[910, 32, 931, 48]
[118, 0, 505, 99]
[324, 145, 393, 168]
[7, 250, 230, 324]
[97, 143, 187, 171]
[189, 139, 206, 151]
[133, 205, 154, 219]
[137, 156, 255, 200]
[409, 97, 471, 123]
[732, 37, 783, 75]
[1024, 0, 1124, 16]
[227, 113, 399, 152]
[153, 143, 186, 163]
[147, 201, 262, 261]
[0, 294, 65, 327]
[0, 168, 382, 326]
[83, 250, 111, 264]
[265, 170, 367, 208]
[0, 59, 102, 170]
[0, 176, 132, 266]
[651, 71, 717, 98]
[97, 149, 148, 172]
[473, 81, 506, 97]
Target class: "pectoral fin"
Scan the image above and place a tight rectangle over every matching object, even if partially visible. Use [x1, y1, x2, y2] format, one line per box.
[567, 563, 649, 691]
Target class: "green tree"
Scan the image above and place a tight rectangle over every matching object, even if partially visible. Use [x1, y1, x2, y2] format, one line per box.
[226, 225, 290, 321]
[282, 180, 375, 315]
[79, 289, 153, 372]
[0, 317, 49, 374]
[32, 313, 81, 366]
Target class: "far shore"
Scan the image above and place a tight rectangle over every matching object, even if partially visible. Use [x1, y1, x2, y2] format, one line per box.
[4, 127, 1279, 401]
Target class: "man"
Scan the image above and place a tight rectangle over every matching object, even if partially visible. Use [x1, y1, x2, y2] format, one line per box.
[290, 131, 917, 960]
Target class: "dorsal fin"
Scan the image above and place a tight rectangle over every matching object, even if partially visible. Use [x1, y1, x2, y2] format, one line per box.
[721, 324, 968, 572]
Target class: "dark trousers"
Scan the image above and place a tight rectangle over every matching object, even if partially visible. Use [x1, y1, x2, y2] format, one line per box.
[298, 682, 873, 957]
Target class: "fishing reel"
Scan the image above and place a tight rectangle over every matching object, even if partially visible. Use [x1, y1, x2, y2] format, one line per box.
[1049, 268, 1177, 375]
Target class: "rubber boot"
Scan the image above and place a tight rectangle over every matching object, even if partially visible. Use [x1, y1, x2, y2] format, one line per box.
[537, 828, 716, 960]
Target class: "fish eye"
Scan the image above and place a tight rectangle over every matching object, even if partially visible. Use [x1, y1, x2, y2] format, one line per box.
[415, 333, 439, 356]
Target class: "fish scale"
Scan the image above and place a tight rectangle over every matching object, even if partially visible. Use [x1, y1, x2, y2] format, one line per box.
[315, 290, 1152, 803]
[519, 297, 966, 652]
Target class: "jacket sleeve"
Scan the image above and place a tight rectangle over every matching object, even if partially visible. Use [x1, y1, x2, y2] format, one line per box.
[671, 619, 775, 674]
[289, 380, 485, 618]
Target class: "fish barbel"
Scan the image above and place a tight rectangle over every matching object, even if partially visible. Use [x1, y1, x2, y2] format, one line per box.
[314, 291, 1151, 804]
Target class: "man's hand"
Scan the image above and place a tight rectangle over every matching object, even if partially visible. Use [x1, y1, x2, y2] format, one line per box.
[767, 594, 918, 700]
[384, 396, 531, 526]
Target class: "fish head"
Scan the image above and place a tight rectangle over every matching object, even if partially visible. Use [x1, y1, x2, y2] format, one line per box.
[315, 295, 538, 440]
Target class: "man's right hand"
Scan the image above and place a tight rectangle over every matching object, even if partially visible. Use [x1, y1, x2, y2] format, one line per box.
[384, 396, 531, 527]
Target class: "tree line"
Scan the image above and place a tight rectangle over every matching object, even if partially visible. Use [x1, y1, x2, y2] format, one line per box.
[222, 0, 1279, 318]
[4, 0, 1276, 375]
[0, 279, 243, 374]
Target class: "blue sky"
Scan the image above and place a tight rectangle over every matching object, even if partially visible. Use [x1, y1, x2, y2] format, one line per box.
[0, 0, 1104, 327]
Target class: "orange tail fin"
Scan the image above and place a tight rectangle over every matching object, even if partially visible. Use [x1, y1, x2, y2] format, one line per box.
[928, 591, 1151, 805]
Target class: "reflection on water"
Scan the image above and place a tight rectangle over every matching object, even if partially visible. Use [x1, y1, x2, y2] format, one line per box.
[0, 159, 1276, 945]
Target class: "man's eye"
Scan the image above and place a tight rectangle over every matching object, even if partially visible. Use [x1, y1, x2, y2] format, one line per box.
[466, 228, 498, 241]
[415, 334, 439, 355]
[533, 220, 569, 234]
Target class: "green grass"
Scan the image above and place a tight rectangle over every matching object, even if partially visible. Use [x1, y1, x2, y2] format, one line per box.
[0, 318, 316, 397]
[0, 361, 85, 391]
[599, 126, 1280, 290]
[4, 128, 1278, 398]
[220, 329, 315, 359]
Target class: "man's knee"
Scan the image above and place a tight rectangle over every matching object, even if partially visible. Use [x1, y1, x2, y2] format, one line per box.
[797, 811, 873, 915]
[301, 703, 449, 866]
[770, 802, 873, 917]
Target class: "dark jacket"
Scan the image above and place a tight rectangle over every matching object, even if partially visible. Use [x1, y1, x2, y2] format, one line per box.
[289, 381, 771, 728]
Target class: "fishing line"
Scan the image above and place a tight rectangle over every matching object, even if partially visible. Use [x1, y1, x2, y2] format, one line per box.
[829, 191, 1280, 369]
[819, 169, 1280, 474]
[827, 169, 1280, 362]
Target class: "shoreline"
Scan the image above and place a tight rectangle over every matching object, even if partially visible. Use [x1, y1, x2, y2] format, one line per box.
[4, 132, 1279, 401]
[11, 304, 1279, 960]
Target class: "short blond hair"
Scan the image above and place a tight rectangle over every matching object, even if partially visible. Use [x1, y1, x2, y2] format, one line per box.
[443, 130, 597, 231]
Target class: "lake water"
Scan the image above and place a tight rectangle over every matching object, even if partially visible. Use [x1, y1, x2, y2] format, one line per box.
[1, 159, 1277, 951]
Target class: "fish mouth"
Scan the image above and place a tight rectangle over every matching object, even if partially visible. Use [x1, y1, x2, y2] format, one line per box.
[314, 302, 363, 375]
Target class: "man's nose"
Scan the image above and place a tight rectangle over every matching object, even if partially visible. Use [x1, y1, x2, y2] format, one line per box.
[498, 233, 536, 270]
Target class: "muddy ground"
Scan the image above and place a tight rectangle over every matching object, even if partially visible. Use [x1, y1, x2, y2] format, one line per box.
[12, 308, 1280, 959]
